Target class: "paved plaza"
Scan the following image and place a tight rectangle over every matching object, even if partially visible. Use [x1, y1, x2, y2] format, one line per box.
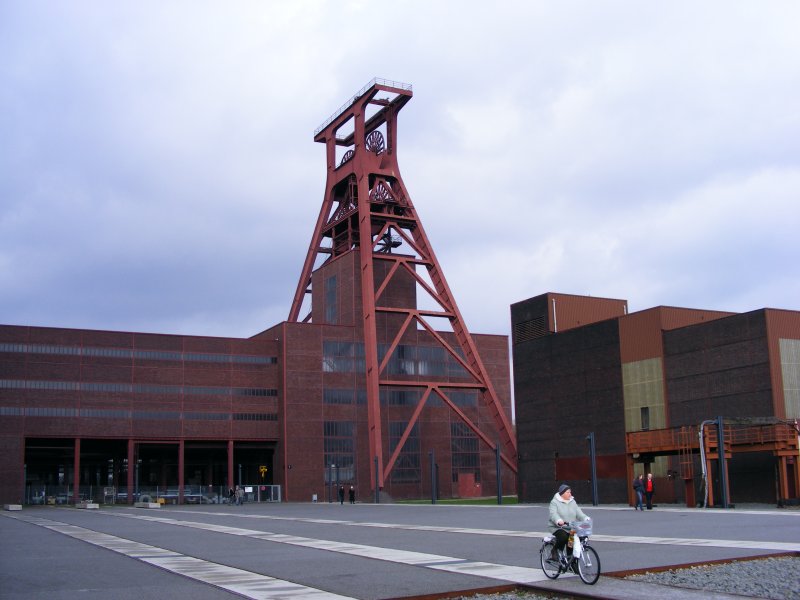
[2, 501, 798, 599]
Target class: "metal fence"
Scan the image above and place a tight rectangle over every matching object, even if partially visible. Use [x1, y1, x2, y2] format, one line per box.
[24, 484, 281, 505]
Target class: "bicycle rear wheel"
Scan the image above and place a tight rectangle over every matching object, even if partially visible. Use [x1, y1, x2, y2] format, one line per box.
[539, 541, 561, 579]
[576, 545, 600, 584]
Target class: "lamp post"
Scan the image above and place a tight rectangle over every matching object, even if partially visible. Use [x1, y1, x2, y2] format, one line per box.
[586, 432, 598, 506]
[717, 417, 730, 508]
[374, 456, 380, 504]
[495, 443, 502, 505]
[429, 451, 436, 504]
[135, 459, 141, 502]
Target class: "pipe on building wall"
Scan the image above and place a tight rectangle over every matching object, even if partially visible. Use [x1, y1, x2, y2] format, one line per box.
[552, 298, 558, 333]
[698, 419, 716, 508]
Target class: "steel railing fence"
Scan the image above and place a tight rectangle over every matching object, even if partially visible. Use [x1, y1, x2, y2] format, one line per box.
[23, 484, 281, 505]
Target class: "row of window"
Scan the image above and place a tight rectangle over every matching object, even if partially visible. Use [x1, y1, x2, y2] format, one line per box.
[322, 419, 480, 485]
[0, 379, 278, 398]
[0, 343, 277, 365]
[0, 406, 278, 421]
[322, 341, 470, 378]
[322, 387, 479, 408]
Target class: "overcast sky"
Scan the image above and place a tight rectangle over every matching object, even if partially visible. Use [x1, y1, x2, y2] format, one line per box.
[2, 2, 799, 343]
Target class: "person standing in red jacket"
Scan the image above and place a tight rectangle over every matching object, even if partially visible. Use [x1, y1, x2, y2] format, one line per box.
[645, 473, 655, 510]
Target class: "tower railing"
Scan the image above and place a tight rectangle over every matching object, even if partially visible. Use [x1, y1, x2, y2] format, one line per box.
[314, 77, 413, 136]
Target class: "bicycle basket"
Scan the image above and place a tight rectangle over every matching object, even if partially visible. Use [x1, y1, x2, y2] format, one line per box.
[569, 520, 592, 537]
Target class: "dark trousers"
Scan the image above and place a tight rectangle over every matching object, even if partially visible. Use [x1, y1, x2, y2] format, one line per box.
[553, 528, 569, 551]
[646, 491, 654, 509]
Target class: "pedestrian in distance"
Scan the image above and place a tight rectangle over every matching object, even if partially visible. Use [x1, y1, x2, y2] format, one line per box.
[632, 474, 644, 510]
[235, 485, 243, 506]
[338, 485, 345, 505]
[645, 473, 655, 509]
[228, 487, 235, 504]
[348, 485, 355, 504]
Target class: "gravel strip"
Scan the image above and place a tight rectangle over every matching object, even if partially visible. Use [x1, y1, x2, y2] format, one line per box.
[451, 556, 800, 600]
[452, 593, 568, 600]
[624, 555, 800, 599]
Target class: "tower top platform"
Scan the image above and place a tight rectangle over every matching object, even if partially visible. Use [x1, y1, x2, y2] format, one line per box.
[314, 77, 413, 143]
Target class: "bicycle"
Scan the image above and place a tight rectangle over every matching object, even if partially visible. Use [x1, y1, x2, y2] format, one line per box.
[539, 519, 601, 585]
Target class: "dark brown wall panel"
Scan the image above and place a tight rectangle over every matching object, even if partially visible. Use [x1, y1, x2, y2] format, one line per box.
[664, 311, 773, 426]
[182, 336, 231, 353]
[0, 325, 29, 342]
[79, 418, 132, 438]
[131, 420, 181, 438]
[29, 327, 84, 345]
[549, 292, 628, 333]
[0, 435, 24, 503]
[25, 362, 82, 381]
[135, 366, 183, 385]
[513, 317, 625, 502]
[80, 330, 134, 348]
[134, 333, 183, 351]
[183, 367, 231, 387]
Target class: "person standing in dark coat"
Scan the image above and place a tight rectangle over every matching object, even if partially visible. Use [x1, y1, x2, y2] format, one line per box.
[632, 474, 644, 511]
[348, 485, 355, 504]
[338, 485, 345, 505]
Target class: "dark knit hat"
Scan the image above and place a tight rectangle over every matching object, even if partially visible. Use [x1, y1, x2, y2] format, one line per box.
[558, 483, 571, 495]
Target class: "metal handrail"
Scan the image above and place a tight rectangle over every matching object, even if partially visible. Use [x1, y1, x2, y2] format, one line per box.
[628, 422, 797, 452]
[314, 77, 413, 136]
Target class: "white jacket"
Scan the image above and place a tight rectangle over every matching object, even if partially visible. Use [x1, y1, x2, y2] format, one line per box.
[548, 492, 588, 532]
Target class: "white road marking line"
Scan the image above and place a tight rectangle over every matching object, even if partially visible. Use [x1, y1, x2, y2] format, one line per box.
[171, 509, 800, 552]
[108, 512, 561, 584]
[6, 514, 354, 600]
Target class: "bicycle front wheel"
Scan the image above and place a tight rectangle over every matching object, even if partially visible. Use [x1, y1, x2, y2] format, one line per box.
[576, 545, 600, 584]
[539, 541, 561, 579]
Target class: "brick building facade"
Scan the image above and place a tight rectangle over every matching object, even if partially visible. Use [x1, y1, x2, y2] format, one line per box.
[0, 253, 513, 506]
[512, 292, 800, 506]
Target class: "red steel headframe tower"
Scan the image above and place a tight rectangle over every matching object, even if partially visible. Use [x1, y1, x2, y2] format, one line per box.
[289, 78, 517, 492]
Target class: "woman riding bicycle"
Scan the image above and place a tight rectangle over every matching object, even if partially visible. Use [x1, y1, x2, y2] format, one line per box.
[548, 483, 589, 557]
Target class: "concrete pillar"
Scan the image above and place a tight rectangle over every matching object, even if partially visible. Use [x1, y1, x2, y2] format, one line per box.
[73, 438, 81, 504]
[228, 440, 234, 489]
[178, 439, 185, 504]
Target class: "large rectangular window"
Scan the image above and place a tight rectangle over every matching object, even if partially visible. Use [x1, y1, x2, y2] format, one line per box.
[380, 388, 422, 406]
[389, 421, 420, 483]
[321, 341, 471, 378]
[323, 388, 366, 405]
[640, 406, 650, 431]
[322, 341, 365, 373]
[324, 421, 355, 482]
[451, 422, 480, 483]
